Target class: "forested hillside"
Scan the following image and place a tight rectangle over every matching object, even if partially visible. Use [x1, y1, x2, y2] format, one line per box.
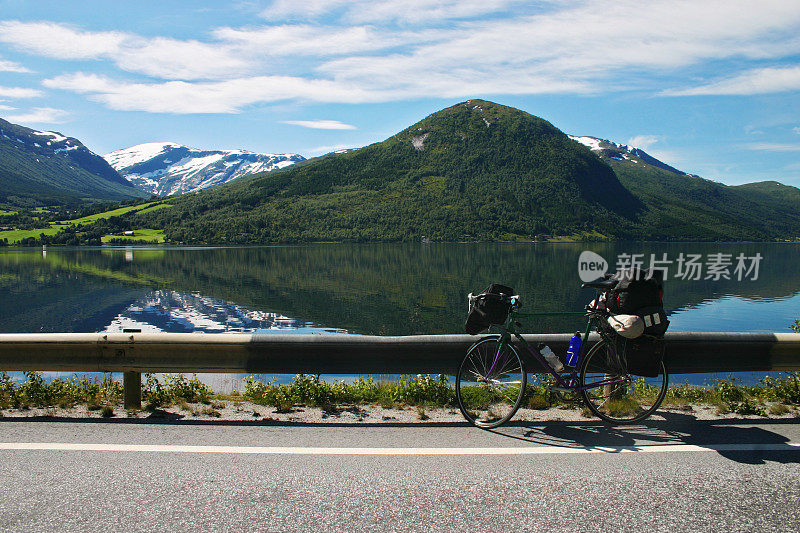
[138, 100, 648, 243]
[0, 117, 147, 207]
[135, 100, 800, 242]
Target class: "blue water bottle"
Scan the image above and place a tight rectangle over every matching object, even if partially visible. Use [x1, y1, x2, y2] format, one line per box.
[566, 332, 582, 367]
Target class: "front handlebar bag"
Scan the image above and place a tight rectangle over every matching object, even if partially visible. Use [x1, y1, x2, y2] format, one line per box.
[464, 284, 514, 335]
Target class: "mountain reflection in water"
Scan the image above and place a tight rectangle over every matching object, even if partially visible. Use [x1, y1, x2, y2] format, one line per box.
[1, 243, 799, 389]
[1, 243, 798, 335]
[105, 290, 345, 334]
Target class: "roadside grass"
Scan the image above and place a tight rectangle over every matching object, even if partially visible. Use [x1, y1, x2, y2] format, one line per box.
[0, 201, 166, 244]
[2, 371, 799, 418]
[0, 371, 122, 410]
[243, 374, 455, 411]
[142, 373, 213, 409]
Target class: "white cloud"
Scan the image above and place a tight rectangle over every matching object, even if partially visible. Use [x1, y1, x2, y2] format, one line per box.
[0, 85, 42, 98]
[0, 104, 16, 111]
[0, 20, 126, 59]
[4, 107, 69, 124]
[793, 126, 800, 135]
[261, 0, 523, 24]
[746, 143, 800, 152]
[261, 0, 349, 20]
[0, 21, 248, 80]
[212, 24, 433, 57]
[303, 143, 356, 156]
[0, 56, 30, 73]
[662, 66, 800, 96]
[348, 0, 521, 24]
[317, 0, 800, 100]
[627, 135, 660, 150]
[282, 119, 356, 130]
[42, 72, 383, 113]
[113, 37, 251, 79]
[26, 0, 800, 112]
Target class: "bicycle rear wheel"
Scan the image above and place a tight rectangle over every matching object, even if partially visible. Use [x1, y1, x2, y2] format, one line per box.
[579, 339, 668, 424]
[456, 336, 526, 428]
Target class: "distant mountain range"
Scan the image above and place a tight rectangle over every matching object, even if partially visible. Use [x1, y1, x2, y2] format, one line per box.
[134, 99, 800, 242]
[4, 101, 800, 243]
[0, 117, 146, 207]
[104, 142, 305, 196]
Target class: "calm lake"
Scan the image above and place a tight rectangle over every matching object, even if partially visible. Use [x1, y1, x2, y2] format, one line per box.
[2, 243, 799, 387]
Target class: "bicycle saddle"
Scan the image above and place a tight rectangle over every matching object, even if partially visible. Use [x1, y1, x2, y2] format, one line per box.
[581, 278, 617, 290]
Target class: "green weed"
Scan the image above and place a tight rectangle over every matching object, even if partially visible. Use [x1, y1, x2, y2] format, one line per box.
[143, 373, 212, 408]
[0, 371, 122, 409]
[243, 374, 456, 410]
[769, 403, 791, 416]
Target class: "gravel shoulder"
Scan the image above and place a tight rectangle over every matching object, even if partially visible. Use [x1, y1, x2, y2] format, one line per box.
[2, 400, 799, 424]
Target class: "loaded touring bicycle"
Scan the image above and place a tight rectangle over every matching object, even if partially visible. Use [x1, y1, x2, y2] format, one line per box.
[457, 270, 670, 428]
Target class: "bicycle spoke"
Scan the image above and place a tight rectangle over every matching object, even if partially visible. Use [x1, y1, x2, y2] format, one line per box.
[457, 337, 526, 428]
[580, 339, 668, 424]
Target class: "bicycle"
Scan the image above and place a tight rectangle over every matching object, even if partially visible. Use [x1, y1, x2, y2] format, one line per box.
[456, 279, 669, 428]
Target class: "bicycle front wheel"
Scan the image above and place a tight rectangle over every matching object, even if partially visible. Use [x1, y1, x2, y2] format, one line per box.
[580, 340, 668, 424]
[456, 336, 526, 428]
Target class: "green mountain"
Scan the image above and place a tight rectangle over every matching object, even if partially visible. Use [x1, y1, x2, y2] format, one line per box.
[577, 138, 800, 239]
[731, 181, 800, 203]
[136, 100, 800, 243]
[0, 117, 148, 207]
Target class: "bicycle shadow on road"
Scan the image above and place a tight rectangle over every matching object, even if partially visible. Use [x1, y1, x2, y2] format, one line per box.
[493, 411, 800, 464]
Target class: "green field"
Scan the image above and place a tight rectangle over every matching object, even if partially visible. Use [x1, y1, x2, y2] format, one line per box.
[64, 201, 160, 225]
[0, 226, 64, 243]
[0, 201, 167, 244]
[100, 228, 166, 244]
[0, 210, 18, 216]
[136, 203, 171, 215]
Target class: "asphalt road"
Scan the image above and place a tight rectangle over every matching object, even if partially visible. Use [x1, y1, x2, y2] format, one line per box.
[1, 415, 799, 532]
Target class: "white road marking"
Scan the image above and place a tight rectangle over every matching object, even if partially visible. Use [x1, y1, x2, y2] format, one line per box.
[0, 442, 798, 455]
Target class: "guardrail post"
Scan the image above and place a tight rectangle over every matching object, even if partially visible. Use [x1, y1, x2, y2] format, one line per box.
[123, 371, 141, 409]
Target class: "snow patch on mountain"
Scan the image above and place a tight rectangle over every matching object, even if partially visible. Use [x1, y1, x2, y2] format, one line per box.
[568, 135, 684, 175]
[104, 142, 306, 196]
[568, 135, 604, 151]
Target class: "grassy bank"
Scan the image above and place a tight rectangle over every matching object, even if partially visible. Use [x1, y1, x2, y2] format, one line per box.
[2, 371, 799, 419]
[0, 201, 168, 245]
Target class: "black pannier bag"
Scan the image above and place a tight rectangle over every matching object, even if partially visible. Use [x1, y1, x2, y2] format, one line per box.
[465, 284, 514, 335]
[636, 305, 669, 337]
[614, 335, 666, 378]
[601, 268, 669, 377]
[605, 268, 664, 315]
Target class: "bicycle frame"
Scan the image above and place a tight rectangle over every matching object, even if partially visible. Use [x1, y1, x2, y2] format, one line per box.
[489, 308, 629, 393]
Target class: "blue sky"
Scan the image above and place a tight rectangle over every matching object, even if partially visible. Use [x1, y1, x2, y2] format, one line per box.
[0, 0, 798, 186]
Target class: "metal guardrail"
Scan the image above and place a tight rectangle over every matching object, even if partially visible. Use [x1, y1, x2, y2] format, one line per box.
[1, 332, 799, 408]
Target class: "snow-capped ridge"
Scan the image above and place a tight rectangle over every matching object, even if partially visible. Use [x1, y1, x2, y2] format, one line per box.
[104, 142, 306, 196]
[568, 135, 685, 175]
